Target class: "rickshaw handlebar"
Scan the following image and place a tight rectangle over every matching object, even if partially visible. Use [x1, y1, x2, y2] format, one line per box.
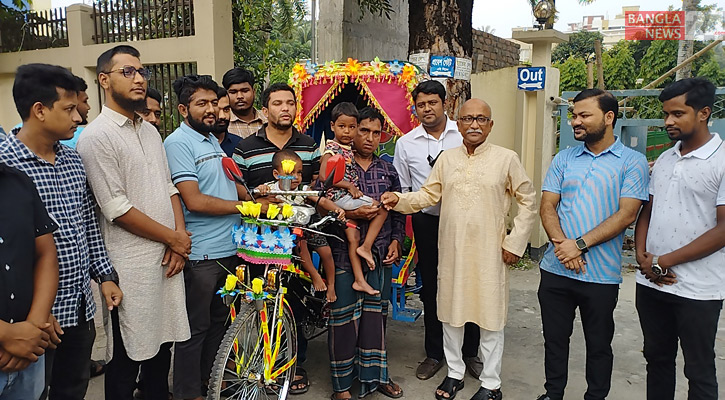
[252, 189, 322, 197]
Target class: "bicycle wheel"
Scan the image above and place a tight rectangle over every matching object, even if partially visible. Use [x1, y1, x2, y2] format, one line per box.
[207, 300, 297, 400]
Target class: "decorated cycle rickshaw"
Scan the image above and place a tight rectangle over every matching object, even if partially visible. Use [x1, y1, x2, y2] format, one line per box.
[207, 59, 427, 400]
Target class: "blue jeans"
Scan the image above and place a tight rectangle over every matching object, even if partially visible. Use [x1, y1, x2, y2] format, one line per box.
[0, 355, 45, 400]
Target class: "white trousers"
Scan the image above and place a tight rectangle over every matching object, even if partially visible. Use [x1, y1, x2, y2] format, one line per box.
[442, 322, 504, 389]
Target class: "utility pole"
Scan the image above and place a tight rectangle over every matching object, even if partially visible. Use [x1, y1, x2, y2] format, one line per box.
[311, 0, 317, 63]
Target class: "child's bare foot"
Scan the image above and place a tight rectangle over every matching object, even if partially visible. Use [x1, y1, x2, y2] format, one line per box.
[326, 286, 337, 303]
[356, 246, 375, 270]
[312, 275, 327, 292]
[352, 279, 380, 296]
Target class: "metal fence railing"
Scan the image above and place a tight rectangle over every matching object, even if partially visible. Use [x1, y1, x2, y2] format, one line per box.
[147, 62, 197, 137]
[92, 0, 195, 44]
[0, 7, 69, 53]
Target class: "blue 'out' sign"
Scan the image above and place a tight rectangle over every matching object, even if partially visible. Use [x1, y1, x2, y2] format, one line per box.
[517, 67, 546, 91]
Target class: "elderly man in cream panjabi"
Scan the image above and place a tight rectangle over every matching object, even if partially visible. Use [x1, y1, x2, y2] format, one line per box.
[382, 98, 538, 400]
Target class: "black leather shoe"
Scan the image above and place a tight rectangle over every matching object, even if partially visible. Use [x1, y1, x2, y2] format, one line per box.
[471, 387, 502, 400]
[535, 395, 552, 400]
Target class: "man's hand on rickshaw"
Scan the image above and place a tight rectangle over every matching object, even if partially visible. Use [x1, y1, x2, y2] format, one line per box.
[333, 208, 346, 222]
[255, 184, 270, 196]
[167, 229, 192, 257]
[346, 205, 379, 221]
[380, 192, 399, 211]
[383, 239, 402, 265]
[162, 247, 186, 278]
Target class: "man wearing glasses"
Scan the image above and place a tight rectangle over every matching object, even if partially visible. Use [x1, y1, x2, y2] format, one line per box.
[76, 45, 191, 400]
[392, 80, 480, 381]
[382, 98, 538, 400]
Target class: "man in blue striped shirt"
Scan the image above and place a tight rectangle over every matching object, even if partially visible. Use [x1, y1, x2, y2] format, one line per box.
[537, 89, 649, 400]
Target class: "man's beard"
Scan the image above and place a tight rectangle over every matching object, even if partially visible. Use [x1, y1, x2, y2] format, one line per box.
[211, 120, 229, 134]
[575, 120, 606, 144]
[79, 116, 88, 125]
[188, 113, 216, 134]
[269, 117, 293, 131]
[110, 87, 146, 113]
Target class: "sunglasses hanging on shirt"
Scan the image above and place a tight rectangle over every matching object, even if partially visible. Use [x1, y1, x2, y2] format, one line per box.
[427, 150, 443, 167]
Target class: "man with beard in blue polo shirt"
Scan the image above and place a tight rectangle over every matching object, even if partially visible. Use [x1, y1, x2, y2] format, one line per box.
[164, 75, 246, 400]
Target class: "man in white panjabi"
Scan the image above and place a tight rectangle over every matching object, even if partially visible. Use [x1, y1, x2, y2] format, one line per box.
[382, 99, 538, 400]
[76, 45, 191, 400]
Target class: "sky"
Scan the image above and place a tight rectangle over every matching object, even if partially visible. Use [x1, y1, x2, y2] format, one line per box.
[49, 0, 688, 38]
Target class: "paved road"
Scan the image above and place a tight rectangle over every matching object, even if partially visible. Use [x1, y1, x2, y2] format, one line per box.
[87, 267, 725, 399]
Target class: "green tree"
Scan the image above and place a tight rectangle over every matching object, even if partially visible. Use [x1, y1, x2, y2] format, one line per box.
[602, 41, 636, 90]
[637, 40, 678, 88]
[554, 56, 587, 93]
[551, 30, 603, 63]
[695, 52, 725, 85]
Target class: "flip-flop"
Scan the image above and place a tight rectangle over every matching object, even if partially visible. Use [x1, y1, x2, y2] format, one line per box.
[289, 367, 309, 395]
[435, 376, 464, 400]
[378, 379, 404, 398]
[89, 360, 106, 378]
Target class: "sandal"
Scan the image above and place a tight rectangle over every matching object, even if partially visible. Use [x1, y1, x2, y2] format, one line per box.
[378, 379, 404, 398]
[435, 376, 464, 400]
[289, 367, 309, 395]
[89, 360, 106, 378]
[330, 393, 352, 400]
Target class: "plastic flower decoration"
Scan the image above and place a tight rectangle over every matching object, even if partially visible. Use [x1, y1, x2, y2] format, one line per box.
[400, 64, 417, 82]
[305, 61, 317, 76]
[242, 224, 259, 247]
[276, 227, 297, 251]
[292, 63, 308, 81]
[231, 225, 244, 247]
[224, 274, 238, 291]
[249, 202, 262, 218]
[281, 203, 294, 219]
[370, 57, 387, 77]
[388, 60, 403, 75]
[322, 61, 337, 76]
[345, 58, 362, 76]
[266, 203, 280, 220]
[260, 225, 278, 249]
[252, 277, 264, 294]
[281, 159, 296, 174]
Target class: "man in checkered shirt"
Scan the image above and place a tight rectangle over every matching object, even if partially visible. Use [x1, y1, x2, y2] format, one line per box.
[1, 63, 123, 399]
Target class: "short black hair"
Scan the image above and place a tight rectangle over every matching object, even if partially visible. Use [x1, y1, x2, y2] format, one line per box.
[74, 75, 88, 92]
[272, 149, 302, 171]
[146, 87, 162, 104]
[222, 67, 255, 90]
[262, 83, 296, 108]
[573, 88, 619, 129]
[659, 77, 716, 121]
[412, 80, 446, 103]
[13, 63, 79, 121]
[96, 45, 140, 75]
[358, 107, 385, 127]
[172, 75, 220, 107]
[216, 87, 228, 99]
[331, 102, 359, 123]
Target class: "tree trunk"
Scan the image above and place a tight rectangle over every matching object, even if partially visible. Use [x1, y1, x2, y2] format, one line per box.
[675, 0, 697, 80]
[409, 0, 473, 118]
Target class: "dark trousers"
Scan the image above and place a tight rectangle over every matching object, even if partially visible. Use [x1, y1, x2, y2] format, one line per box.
[42, 303, 95, 400]
[636, 284, 723, 400]
[537, 270, 619, 400]
[105, 309, 172, 400]
[411, 212, 479, 361]
[173, 256, 235, 399]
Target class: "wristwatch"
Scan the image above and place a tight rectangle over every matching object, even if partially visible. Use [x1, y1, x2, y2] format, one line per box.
[651, 256, 666, 277]
[98, 270, 120, 285]
[575, 237, 589, 254]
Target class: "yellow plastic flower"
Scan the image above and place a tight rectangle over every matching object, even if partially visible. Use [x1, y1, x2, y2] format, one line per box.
[292, 63, 308, 80]
[252, 277, 264, 294]
[345, 58, 362, 75]
[236, 204, 246, 215]
[281, 204, 294, 219]
[224, 274, 238, 291]
[400, 64, 417, 82]
[267, 204, 280, 219]
[280, 159, 296, 174]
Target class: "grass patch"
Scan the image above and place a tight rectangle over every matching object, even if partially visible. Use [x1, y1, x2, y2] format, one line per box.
[509, 250, 536, 271]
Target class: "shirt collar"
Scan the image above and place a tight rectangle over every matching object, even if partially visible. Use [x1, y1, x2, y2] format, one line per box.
[230, 108, 263, 124]
[178, 122, 213, 143]
[575, 137, 624, 158]
[5, 131, 66, 162]
[673, 134, 723, 160]
[255, 124, 301, 145]
[412, 117, 459, 140]
[102, 105, 144, 127]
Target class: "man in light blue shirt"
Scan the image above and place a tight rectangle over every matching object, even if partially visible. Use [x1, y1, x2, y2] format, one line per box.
[163, 75, 243, 400]
[537, 89, 649, 400]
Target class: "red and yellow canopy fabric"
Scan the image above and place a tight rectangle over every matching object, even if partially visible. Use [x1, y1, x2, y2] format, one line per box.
[288, 57, 423, 137]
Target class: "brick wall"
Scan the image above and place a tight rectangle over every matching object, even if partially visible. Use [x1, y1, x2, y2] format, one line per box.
[471, 29, 521, 73]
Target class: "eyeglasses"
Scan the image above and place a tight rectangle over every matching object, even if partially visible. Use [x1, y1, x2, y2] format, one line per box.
[459, 115, 491, 125]
[103, 66, 152, 80]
